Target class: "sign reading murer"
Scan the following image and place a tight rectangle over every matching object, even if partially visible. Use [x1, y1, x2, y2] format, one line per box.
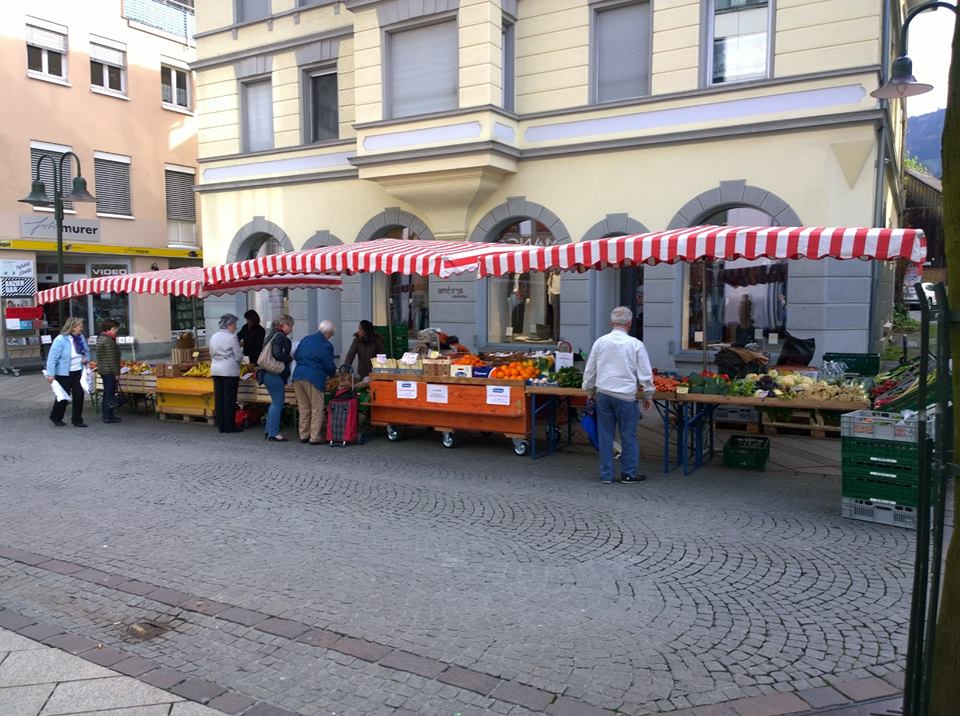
[19, 215, 101, 242]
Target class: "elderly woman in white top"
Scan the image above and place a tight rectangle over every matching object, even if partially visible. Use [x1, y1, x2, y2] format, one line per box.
[209, 313, 244, 433]
[45, 317, 90, 427]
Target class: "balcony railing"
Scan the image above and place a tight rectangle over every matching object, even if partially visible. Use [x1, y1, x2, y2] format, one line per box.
[124, 0, 195, 43]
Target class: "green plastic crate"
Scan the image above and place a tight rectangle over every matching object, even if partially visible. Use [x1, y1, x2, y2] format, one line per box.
[841, 436, 920, 468]
[823, 352, 880, 376]
[723, 435, 770, 471]
[841, 468, 929, 507]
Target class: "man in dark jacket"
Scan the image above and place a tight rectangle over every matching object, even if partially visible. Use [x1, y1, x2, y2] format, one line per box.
[292, 321, 337, 443]
[96, 320, 122, 424]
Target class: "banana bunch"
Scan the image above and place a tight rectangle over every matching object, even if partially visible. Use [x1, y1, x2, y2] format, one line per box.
[184, 362, 211, 377]
[121, 360, 153, 374]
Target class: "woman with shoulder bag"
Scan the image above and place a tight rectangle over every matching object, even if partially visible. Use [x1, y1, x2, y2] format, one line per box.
[257, 314, 294, 442]
[45, 317, 90, 428]
[210, 313, 244, 434]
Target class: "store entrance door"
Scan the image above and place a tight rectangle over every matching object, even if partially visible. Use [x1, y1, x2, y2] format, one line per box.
[617, 266, 644, 340]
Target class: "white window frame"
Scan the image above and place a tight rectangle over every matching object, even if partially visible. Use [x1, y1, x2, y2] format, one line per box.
[25, 18, 69, 85]
[302, 65, 340, 144]
[161, 64, 191, 112]
[704, 0, 775, 87]
[383, 15, 460, 120]
[240, 76, 275, 153]
[89, 36, 127, 98]
[590, 0, 653, 105]
[93, 151, 133, 219]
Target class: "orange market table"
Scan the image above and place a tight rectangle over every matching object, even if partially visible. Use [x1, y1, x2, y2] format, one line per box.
[654, 393, 870, 475]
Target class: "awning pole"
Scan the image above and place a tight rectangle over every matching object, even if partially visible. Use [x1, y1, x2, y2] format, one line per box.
[701, 259, 708, 373]
[191, 300, 199, 346]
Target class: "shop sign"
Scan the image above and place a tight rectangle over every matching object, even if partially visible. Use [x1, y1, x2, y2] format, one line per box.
[20, 215, 101, 242]
[91, 264, 129, 277]
[0, 260, 36, 298]
[486, 385, 511, 406]
[431, 281, 476, 302]
[426, 384, 448, 404]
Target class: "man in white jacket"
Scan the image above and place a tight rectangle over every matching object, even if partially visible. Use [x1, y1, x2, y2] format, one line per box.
[582, 306, 654, 484]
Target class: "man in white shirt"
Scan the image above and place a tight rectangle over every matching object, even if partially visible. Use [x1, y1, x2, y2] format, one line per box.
[582, 306, 655, 484]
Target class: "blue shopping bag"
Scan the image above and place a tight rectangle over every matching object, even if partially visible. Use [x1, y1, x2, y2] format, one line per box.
[580, 399, 599, 451]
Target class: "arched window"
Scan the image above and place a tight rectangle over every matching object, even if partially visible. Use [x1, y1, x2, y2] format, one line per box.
[684, 207, 787, 349]
[247, 235, 287, 322]
[382, 226, 430, 333]
[487, 219, 561, 344]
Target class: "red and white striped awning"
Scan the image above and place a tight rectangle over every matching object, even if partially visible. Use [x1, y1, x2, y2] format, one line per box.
[36, 267, 341, 305]
[444, 226, 928, 276]
[203, 239, 542, 284]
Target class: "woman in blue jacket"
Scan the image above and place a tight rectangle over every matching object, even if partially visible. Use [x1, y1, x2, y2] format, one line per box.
[45, 317, 90, 427]
[257, 314, 294, 441]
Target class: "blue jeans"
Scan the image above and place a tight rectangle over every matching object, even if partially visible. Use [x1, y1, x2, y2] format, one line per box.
[102, 374, 117, 421]
[596, 392, 639, 483]
[262, 372, 286, 437]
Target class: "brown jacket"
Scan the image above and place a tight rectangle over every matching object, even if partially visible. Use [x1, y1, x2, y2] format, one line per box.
[343, 333, 385, 378]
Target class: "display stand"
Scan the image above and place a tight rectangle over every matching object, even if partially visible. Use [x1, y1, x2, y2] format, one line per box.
[1, 300, 45, 376]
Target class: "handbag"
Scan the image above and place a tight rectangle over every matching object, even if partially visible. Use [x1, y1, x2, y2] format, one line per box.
[257, 334, 285, 375]
[580, 399, 600, 451]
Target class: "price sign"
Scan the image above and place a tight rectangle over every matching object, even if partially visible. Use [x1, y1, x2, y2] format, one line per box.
[396, 381, 418, 399]
[426, 384, 448, 404]
[486, 385, 511, 406]
[555, 351, 574, 369]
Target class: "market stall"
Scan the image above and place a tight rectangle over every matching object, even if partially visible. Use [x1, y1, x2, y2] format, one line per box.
[37, 266, 340, 424]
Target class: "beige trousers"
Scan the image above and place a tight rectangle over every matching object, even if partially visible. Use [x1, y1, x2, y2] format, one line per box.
[293, 380, 325, 442]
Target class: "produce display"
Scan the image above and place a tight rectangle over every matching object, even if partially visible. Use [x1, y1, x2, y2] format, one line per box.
[871, 360, 930, 410]
[451, 354, 487, 367]
[489, 360, 540, 381]
[649, 368, 868, 403]
[182, 362, 212, 377]
[120, 360, 153, 375]
[653, 374, 681, 393]
[552, 367, 583, 388]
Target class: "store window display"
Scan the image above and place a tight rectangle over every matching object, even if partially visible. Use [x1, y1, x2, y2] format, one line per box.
[487, 219, 561, 344]
[246, 236, 288, 321]
[381, 226, 430, 333]
[684, 207, 787, 349]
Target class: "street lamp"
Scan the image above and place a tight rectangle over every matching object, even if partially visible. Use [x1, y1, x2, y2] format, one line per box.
[872, 5, 957, 716]
[19, 152, 96, 325]
[871, 1, 955, 100]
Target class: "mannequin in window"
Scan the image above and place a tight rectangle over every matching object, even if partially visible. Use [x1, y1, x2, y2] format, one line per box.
[507, 272, 530, 336]
[546, 271, 561, 339]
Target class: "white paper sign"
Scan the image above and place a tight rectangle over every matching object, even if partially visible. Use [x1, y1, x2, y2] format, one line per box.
[400, 352, 419, 365]
[754, 329, 764, 341]
[396, 381, 418, 399]
[768, 332, 780, 346]
[41, 335, 52, 345]
[426, 384, 448, 404]
[5, 318, 19, 330]
[486, 385, 511, 406]
[694, 331, 704, 344]
[555, 351, 574, 369]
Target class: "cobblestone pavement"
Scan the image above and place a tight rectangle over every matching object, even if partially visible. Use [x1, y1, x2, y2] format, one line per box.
[0, 397, 940, 715]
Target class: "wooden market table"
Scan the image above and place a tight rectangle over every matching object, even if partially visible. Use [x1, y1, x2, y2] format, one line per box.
[653, 392, 870, 475]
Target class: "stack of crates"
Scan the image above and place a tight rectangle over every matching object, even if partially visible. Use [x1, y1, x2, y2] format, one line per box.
[839, 409, 932, 529]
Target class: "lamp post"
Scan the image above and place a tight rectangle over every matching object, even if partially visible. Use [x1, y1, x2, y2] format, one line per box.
[19, 152, 96, 326]
[872, 4, 958, 716]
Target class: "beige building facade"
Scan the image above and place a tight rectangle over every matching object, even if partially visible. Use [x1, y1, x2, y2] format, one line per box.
[0, 0, 200, 357]
[194, 0, 908, 368]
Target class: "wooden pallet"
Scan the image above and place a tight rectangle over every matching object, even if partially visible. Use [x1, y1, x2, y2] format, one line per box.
[157, 411, 215, 425]
[715, 420, 761, 433]
[760, 408, 840, 439]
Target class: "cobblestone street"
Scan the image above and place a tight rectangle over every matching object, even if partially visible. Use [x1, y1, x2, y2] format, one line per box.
[0, 394, 925, 715]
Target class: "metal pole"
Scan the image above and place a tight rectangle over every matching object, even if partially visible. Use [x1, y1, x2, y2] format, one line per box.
[53, 169, 65, 328]
[903, 282, 932, 716]
[701, 260, 708, 372]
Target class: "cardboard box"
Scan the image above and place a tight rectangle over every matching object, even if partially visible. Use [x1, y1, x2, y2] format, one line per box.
[450, 364, 473, 378]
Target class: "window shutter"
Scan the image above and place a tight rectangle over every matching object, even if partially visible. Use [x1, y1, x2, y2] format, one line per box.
[595, 2, 651, 103]
[94, 158, 131, 216]
[239, 0, 271, 22]
[29, 147, 73, 210]
[243, 79, 274, 152]
[388, 21, 458, 118]
[90, 43, 125, 67]
[165, 170, 196, 222]
[26, 25, 67, 53]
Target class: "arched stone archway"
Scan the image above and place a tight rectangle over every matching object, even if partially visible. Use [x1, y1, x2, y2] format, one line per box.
[224, 216, 294, 263]
[582, 214, 650, 343]
[581, 213, 648, 241]
[300, 230, 344, 353]
[468, 197, 571, 244]
[355, 208, 434, 243]
[666, 180, 803, 229]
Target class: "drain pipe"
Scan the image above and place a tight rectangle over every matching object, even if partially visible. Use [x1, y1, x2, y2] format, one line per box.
[870, 0, 894, 351]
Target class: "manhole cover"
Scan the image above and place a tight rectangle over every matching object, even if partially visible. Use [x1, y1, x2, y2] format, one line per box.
[123, 621, 170, 641]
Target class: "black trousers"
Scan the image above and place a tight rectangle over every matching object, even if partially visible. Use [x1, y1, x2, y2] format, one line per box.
[213, 376, 239, 432]
[101, 374, 117, 421]
[51, 370, 84, 425]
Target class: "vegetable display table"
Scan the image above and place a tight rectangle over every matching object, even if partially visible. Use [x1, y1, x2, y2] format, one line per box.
[654, 393, 870, 475]
[525, 386, 586, 459]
